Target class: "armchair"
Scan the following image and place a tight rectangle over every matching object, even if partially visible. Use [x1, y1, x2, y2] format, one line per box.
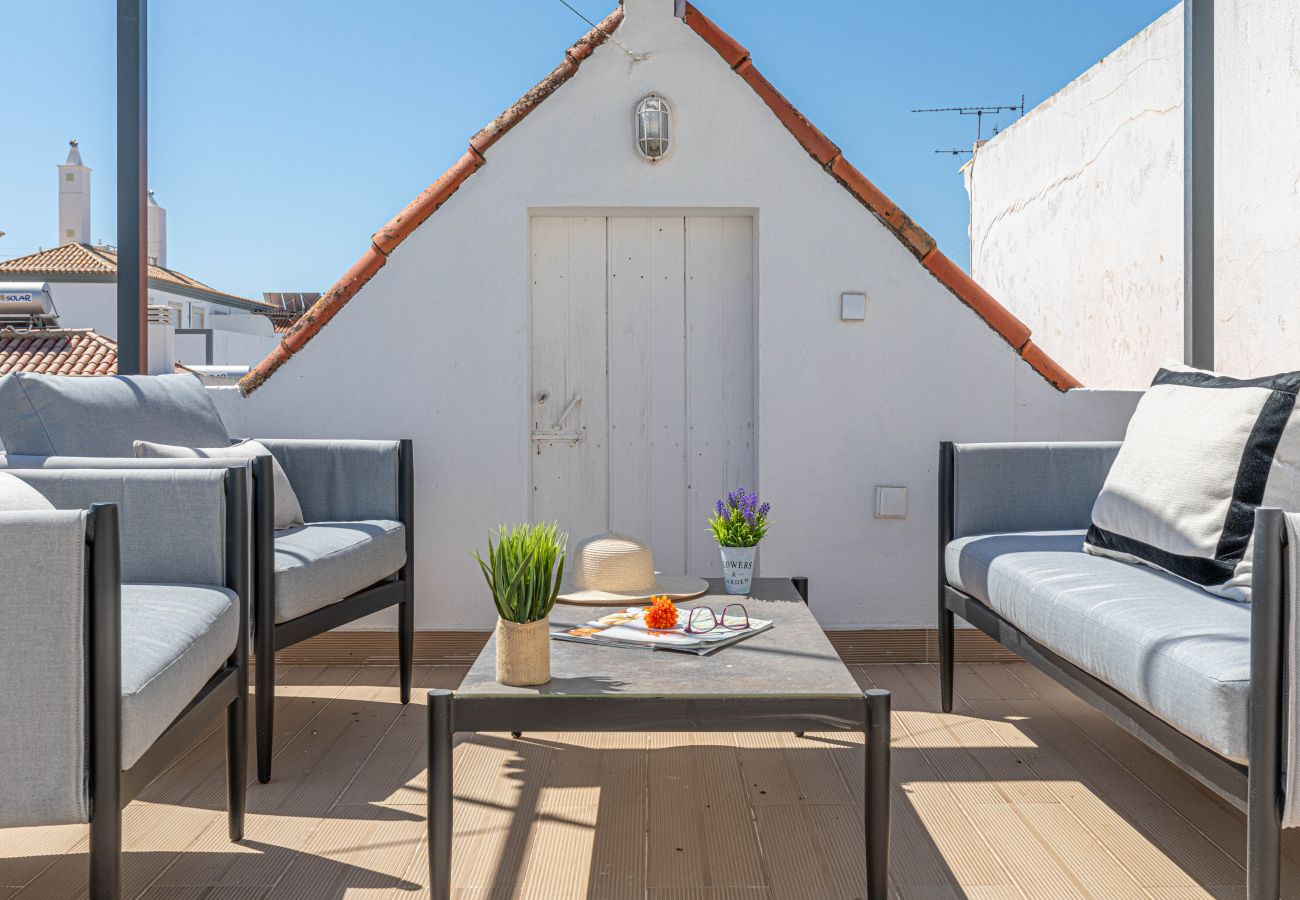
[0, 372, 414, 783]
[0, 467, 248, 899]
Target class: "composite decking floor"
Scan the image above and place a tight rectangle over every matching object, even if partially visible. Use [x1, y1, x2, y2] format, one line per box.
[1, 662, 1297, 899]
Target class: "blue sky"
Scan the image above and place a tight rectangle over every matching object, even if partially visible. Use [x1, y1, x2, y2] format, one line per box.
[0, 0, 1176, 301]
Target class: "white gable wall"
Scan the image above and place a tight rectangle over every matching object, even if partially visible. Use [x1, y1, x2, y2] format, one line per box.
[212, 0, 1139, 630]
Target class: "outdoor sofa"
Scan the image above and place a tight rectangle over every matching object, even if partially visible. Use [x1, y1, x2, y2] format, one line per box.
[938, 441, 1288, 898]
[0, 372, 414, 783]
[0, 466, 248, 899]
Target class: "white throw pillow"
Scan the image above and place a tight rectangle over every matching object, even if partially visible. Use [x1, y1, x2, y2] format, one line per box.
[134, 438, 305, 530]
[1084, 366, 1300, 601]
[0, 471, 54, 511]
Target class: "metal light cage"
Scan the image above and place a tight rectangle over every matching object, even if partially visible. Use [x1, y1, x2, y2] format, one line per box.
[635, 94, 671, 161]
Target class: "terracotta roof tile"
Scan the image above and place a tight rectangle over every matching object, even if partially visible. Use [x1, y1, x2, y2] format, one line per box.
[0, 243, 274, 309]
[0, 328, 112, 376]
[1021, 340, 1084, 391]
[372, 151, 484, 256]
[921, 248, 1032, 351]
[239, 3, 1079, 394]
[681, 3, 748, 68]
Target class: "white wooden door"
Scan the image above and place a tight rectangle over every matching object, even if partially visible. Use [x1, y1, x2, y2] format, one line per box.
[530, 215, 754, 576]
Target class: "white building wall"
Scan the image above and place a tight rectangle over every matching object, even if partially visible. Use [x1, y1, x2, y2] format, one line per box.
[966, 0, 1300, 389]
[210, 0, 1141, 632]
[43, 280, 278, 366]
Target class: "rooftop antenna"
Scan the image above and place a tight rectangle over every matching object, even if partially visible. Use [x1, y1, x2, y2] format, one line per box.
[913, 95, 1025, 156]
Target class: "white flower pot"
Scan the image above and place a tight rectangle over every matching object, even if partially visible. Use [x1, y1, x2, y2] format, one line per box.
[720, 545, 757, 595]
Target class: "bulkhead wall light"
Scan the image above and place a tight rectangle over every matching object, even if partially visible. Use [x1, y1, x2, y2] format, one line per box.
[635, 94, 671, 161]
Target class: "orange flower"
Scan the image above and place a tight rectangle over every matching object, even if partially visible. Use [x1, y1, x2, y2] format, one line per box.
[643, 595, 678, 630]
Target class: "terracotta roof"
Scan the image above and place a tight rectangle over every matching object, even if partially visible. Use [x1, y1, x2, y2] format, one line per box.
[0, 327, 193, 377]
[239, 4, 1078, 394]
[0, 243, 275, 311]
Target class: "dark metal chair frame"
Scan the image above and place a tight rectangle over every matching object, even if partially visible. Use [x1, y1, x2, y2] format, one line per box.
[936, 441, 1285, 899]
[87, 465, 249, 898]
[250, 440, 415, 783]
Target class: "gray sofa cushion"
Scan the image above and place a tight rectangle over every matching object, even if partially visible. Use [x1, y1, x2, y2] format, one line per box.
[946, 530, 1251, 763]
[274, 520, 406, 623]
[0, 372, 230, 457]
[120, 583, 239, 770]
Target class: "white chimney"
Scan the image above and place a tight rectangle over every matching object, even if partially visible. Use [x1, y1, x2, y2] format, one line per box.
[146, 304, 177, 375]
[58, 140, 91, 246]
[147, 189, 167, 268]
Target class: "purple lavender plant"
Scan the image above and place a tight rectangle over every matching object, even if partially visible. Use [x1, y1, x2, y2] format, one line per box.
[708, 486, 771, 547]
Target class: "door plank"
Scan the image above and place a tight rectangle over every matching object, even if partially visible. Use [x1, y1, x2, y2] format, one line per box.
[686, 217, 756, 575]
[608, 216, 688, 570]
[530, 216, 609, 546]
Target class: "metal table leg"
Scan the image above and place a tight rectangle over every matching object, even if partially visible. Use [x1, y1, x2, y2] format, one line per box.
[865, 689, 891, 900]
[428, 690, 454, 900]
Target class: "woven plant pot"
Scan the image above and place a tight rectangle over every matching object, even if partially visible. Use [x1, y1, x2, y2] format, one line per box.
[495, 617, 551, 686]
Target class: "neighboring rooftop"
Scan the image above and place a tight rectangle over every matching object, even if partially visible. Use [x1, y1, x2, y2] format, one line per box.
[261, 292, 318, 333]
[0, 243, 275, 312]
[0, 326, 194, 377]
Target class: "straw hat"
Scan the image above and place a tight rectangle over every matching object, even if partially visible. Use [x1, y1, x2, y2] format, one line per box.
[556, 532, 708, 605]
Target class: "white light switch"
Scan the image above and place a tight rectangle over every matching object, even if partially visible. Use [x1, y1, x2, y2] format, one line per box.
[841, 291, 867, 321]
[875, 485, 908, 519]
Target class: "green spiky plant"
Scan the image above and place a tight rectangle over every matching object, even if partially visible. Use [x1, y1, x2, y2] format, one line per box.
[472, 522, 567, 624]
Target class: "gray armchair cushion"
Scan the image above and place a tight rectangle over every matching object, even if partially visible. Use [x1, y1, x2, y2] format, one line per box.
[258, 439, 401, 522]
[274, 520, 406, 623]
[0, 509, 90, 828]
[946, 529, 1251, 762]
[6, 468, 229, 585]
[120, 583, 239, 770]
[951, 442, 1121, 539]
[0, 372, 229, 457]
[0, 470, 54, 510]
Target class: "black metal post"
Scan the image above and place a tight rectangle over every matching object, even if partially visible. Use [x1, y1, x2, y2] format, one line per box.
[1247, 509, 1284, 899]
[399, 439, 415, 705]
[791, 576, 811, 737]
[865, 688, 891, 900]
[88, 504, 122, 899]
[252, 455, 277, 783]
[937, 443, 956, 713]
[428, 689, 454, 900]
[116, 0, 148, 373]
[225, 466, 250, 840]
[1184, 0, 1214, 370]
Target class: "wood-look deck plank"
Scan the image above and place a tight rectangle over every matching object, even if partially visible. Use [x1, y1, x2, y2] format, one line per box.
[0, 662, 1287, 899]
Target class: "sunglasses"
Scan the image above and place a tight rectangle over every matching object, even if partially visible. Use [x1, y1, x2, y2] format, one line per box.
[683, 603, 750, 635]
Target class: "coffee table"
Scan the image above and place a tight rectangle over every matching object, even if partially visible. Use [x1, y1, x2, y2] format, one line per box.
[427, 577, 891, 898]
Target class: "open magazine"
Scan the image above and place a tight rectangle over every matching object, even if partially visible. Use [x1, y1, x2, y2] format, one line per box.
[552, 606, 772, 656]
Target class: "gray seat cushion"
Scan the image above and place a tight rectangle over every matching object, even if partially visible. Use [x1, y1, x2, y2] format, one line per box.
[0, 372, 230, 457]
[946, 530, 1251, 763]
[274, 520, 406, 623]
[121, 583, 239, 770]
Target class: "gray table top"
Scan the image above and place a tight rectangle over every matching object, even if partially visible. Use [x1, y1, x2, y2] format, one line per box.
[457, 578, 861, 700]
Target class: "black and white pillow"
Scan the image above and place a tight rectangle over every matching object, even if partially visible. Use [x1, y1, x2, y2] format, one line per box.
[1084, 366, 1300, 601]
